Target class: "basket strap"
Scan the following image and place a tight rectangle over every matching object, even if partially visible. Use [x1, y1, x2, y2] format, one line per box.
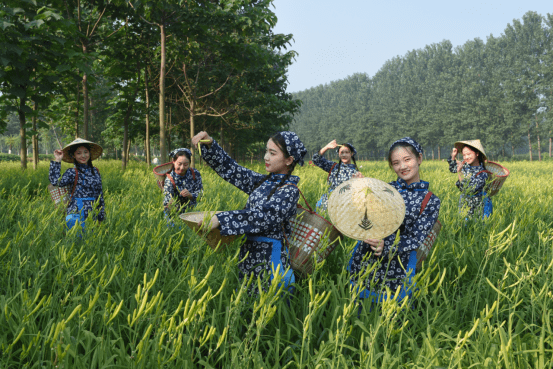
[167, 174, 177, 190]
[191, 168, 196, 180]
[279, 183, 314, 213]
[419, 191, 433, 215]
[327, 162, 338, 182]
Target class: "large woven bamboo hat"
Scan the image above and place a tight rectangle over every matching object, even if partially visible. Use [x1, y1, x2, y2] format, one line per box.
[328, 178, 405, 240]
[454, 140, 487, 162]
[62, 138, 103, 163]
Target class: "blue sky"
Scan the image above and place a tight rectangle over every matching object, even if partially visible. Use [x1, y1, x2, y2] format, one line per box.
[272, 0, 552, 93]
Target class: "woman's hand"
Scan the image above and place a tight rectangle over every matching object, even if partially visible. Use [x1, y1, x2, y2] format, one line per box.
[352, 172, 364, 179]
[364, 239, 384, 257]
[191, 131, 213, 147]
[54, 149, 64, 162]
[180, 188, 192, 199]
[456, 160, 465, 173]
[319, 139, 338, 155]
[198, 214, 220, 231]
[451, 147, 458, 160]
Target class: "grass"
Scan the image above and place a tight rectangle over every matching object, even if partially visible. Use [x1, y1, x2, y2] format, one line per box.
[0, 159, 552, 368]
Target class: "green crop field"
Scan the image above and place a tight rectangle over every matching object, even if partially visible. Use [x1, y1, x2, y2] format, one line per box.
[1, 159, 552, 368]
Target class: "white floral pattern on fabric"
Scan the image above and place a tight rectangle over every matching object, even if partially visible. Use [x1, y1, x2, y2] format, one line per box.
[312, 153, 358, 210]
[389, 137, 423, 155]
[349, 178, 440, 294]
[279, 131, 307, 166]
[162, 168, 203, 214]
[200, 140, 300, 294]
[447, 159, 489, 217]
[49, 161, 105, 221]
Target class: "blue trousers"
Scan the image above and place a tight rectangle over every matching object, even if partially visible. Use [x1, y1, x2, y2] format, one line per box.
[66, 197, 95, 235]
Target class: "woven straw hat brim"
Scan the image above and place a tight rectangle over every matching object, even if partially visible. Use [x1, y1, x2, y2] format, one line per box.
[328, 178, 405, 240]
[180, 211, 238, 250]
[454, 140, 487, 162]
[62, 138, 103, 163]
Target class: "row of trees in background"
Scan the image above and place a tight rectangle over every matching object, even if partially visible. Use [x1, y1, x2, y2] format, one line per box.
[0, 0, 300, 169]
[291, 11, 553, 161]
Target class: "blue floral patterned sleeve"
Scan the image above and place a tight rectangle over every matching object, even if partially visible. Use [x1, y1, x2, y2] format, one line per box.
[49, 161, 75, 186]
[447, 158, 458, 173]
[383, 193, 440, 254]
[312, 152, 335, 172]
[201, 140, 265, 195]
[216, 185, 300, 237]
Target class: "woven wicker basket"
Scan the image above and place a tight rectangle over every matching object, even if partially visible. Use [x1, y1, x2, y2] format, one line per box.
[153, 162, 174, 190]
[483, 161, 509, 197]
[288, 204, 342, 276]
[48, 184, 72, 207]
[415, 220, 442, 272]
[180, 211, 238, 251]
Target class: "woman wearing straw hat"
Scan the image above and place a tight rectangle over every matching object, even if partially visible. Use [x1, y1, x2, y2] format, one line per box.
[191, 130, 307, 296]
[163, 148, 203, 217]
[447, 140, 492, 219]
[312, 140, 360, 210]
[348, 137, 441, 303]
[49, 138, 105, 232]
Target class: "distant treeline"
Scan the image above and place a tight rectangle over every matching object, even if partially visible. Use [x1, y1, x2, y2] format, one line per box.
[291, 11, 553, 161]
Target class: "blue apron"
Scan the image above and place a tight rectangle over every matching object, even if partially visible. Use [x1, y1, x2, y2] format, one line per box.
[66, 197, 95, 234]
[247, 235, 295, 292]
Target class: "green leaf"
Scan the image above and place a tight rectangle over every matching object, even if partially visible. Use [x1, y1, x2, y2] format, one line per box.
[7, 86, 26, 99]
[0, 57, 10, 67]
[1, 21, 15, 30]
[56, 64, 71, 72]
[25, 19, 45, 29]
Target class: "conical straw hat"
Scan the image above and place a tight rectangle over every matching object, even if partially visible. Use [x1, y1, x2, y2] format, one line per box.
[328, 178, 405, 241]
[180, 211, 238, 250]
[454, 140, 487, 162]
[61, 138, 103, 163]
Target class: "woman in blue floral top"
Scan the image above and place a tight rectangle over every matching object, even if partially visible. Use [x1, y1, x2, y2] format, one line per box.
[447, 140, 492, 219]
[49, 138, 105, 232]
[192, 130, 307, 296]
[313, 140, 359, 210]
[163, 148, 203, 216]
[348, 137, 440, 303]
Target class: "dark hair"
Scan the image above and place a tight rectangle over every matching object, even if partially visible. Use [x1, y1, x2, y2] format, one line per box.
[69, 144, 94, 169]
[335, 143, 359, 176]
[172, 150, 191, 162]
[460, 145, 484, 165]
[387, 142, 420, 168]
[252, 132, 297, 200]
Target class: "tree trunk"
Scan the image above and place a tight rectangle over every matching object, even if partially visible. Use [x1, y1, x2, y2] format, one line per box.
[145, 67, 151, 166]
[511, 143, 515, 158]
[75, 84, 80, 138]
[437, 146, 441, 160]
[122, 66, 141, 170]
[190, 101, 196, 168]
[431, 148, 435, 160]
[528, 131, 532, 161]
[158, 23, 167, 163]
[537, 134, 541, 161]
[19, 96, 28, 170]
[549, 134, 552, 158]
[32, 100, 39, 170]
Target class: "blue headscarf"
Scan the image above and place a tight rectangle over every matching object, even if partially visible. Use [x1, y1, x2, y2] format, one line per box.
[279, 131, 308, 166]
[169, 148, 192, 159]
[389, 137, 423, 155]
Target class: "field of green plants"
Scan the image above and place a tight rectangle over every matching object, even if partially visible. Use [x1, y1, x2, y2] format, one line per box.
[1, 159, 552, 368]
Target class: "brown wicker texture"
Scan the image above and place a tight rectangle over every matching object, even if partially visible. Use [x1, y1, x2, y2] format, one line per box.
[48, 184, 72, 206]
[61, 138, 103, 163]
[153, 162, 174, 190]
[454, 139, 487, 161]
[328, 178, 405, 241]
[180, 211, 238, 251]
[288, 205, 342, 276]
[483, 161, 510, 197]
[415, 220, 442, 272]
